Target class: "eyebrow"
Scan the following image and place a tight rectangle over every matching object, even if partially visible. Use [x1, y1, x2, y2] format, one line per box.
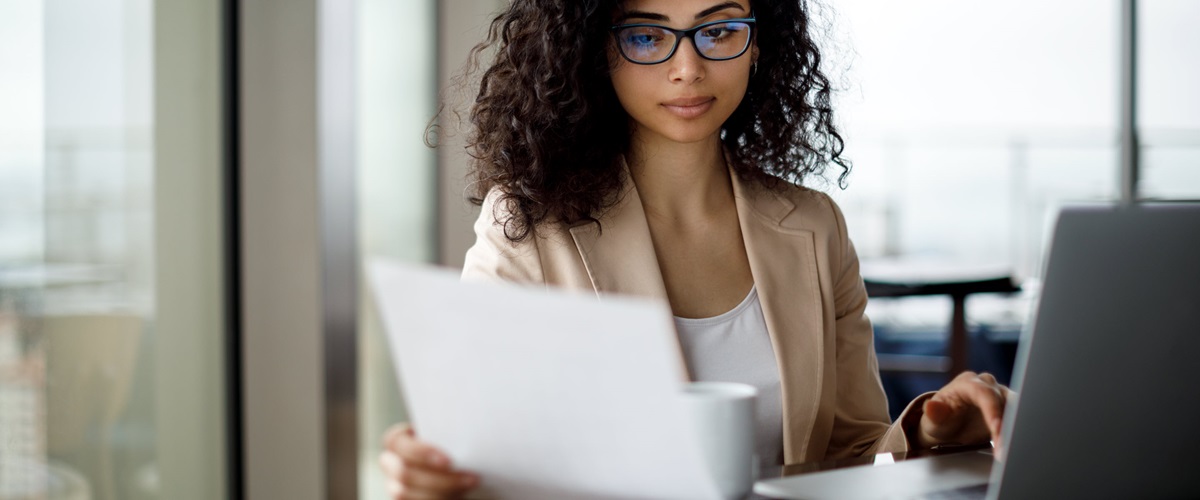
[615, 2, 746, 24]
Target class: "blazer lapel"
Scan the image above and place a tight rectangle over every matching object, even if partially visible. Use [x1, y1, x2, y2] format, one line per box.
[568, 172, 690, 380]
[732, 173, 826, 464]
[567, 173, 670, 302]
[568, 166, 828, 462]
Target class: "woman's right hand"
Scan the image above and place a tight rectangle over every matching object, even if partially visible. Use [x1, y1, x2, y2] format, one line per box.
[380, 423, 480, 499]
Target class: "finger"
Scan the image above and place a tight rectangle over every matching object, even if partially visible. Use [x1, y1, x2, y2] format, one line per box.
[963, 378, 1007, 439]
[382, 423, 414, 454]
[922, 398, 952, 426]
[919, 397, 970, 444]
[391, 431, 453, 471]
[932, 372, 980, 407]
[954, 370, 979, 382]
[381, 448, 477, 492]
[386, 478, 402, 499]
[940, 372, 999, 407]
[921, 373, 1000, 445]
[385, 480, 451, 500]
[973, 373, 1003, 438]
[399, 464, 479, 494]
[379, 450, 403, 476]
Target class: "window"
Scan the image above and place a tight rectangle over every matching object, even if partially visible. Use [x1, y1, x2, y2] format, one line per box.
[1138, 0, 1200, 200]
[0, 2, 229, 500]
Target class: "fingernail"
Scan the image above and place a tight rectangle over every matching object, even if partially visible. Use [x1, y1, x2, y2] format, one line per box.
[461, 475, 478, 488]
[429, 453, 446, 467]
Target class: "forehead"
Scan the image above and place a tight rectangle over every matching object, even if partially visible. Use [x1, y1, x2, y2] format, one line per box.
[617, 0, 752, 20]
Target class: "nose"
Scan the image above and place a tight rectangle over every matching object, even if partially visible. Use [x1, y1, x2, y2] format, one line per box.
[667, 37, 705, 84]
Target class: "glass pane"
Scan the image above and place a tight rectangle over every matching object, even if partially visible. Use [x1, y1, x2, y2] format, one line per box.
[0, 1, 227, 499]
[830, 0, 1120, 280]
[1138, 0, 1200, 199]
[826, 0, 1119, 406]
[356, 0, 437, 498]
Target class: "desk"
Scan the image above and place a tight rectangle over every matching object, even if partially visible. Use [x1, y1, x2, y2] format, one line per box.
[861, 260, 1020, 377]
[773, 443, 994, 478]
[754, 444, 995, 500]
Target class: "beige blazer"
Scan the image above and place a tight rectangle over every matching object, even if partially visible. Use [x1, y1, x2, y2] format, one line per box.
[462, 167, 924, 465]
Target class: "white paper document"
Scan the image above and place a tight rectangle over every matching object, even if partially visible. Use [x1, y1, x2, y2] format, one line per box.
[369, 260, 721, 500]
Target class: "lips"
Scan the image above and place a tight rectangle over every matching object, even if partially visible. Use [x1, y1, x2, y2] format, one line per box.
[661, 96, 715, 119]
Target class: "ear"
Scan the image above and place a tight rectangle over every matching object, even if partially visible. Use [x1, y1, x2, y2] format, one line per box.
[752, 45, 760, 64]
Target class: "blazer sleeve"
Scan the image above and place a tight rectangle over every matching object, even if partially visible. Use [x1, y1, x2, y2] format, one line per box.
[821, 193, 930, 458]
[461, 189, 546, 285]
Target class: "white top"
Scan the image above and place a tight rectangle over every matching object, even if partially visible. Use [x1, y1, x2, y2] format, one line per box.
[673, 285, 785, 467]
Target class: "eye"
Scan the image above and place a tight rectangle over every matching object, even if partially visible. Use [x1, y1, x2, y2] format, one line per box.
[700, 26, 732, 40]
[628, 34, 658, 45]
[621, 28, 667, 47]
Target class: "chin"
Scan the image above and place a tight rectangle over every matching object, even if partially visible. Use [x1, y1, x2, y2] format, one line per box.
[666, 131, 720, 145]
[645, 121, 724, 145]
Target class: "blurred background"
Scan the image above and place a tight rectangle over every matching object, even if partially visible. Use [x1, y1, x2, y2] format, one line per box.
[0, 1, 1195, 499]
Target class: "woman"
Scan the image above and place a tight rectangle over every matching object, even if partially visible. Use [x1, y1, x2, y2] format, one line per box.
[380, 0, 1011, 497]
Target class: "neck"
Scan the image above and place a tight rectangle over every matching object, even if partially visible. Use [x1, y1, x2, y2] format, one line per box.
[626, 132, 732, 223]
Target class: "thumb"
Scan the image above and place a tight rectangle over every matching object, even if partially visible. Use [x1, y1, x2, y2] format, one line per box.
[919, 398, 963, 444]
[923, 398, 952, 426]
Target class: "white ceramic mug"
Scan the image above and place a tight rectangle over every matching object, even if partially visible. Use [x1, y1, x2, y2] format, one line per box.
[681, 381, 758, 499]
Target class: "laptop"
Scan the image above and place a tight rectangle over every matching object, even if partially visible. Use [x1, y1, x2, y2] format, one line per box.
[754, 203, 1200, 499]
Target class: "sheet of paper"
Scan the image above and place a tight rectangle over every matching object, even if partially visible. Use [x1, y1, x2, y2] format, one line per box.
[369, 260, 721, 500]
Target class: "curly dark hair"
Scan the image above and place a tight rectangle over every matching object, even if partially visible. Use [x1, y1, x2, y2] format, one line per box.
[464, 0, 849, 242]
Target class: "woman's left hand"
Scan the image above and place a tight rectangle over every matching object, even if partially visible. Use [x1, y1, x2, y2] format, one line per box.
[914, 371, 1013, 449]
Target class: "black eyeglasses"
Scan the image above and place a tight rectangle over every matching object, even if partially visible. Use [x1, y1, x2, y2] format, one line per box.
[611, 17, 756, 65]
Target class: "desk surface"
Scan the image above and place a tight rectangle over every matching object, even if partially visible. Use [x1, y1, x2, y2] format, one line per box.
[771, 443, 994, 478]
[752, 444, 995, 500]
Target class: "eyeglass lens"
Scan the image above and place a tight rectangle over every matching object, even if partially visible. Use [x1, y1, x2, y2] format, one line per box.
[617, 21, 752, 63]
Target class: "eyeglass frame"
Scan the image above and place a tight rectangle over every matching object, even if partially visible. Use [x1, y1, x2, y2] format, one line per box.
[609, 16, 758, 65]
